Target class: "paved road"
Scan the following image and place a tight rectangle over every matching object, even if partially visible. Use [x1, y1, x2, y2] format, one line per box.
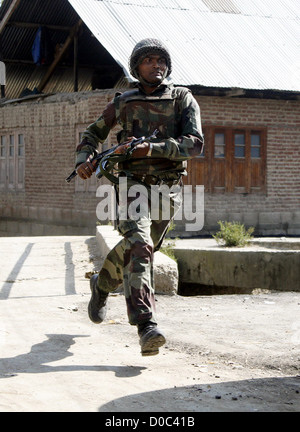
[0, 235, 299, 412]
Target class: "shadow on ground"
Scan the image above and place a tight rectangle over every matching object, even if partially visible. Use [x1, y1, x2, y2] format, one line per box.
[0, 334, 145, 379]
[0, 333, 299, 412]
[98, 375, 300, 412]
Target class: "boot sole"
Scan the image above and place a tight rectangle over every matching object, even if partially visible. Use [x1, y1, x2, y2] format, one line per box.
[141, 334, 166, 356]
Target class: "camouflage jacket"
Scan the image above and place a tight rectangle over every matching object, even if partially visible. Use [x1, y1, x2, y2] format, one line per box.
[75, 82, 204, 177]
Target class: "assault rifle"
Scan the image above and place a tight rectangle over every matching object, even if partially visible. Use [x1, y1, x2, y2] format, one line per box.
[65, 129, 159, 184]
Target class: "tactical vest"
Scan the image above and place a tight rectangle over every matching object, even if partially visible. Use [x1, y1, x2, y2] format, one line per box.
[113, 84, 190, 176]
[114, 84, 190, 142]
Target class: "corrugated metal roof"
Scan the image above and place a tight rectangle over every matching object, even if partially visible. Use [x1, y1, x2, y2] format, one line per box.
[0, 0, 122, 99]
[0, 0, 80, 61]
[68, 0, 300, 92]
[5, 63, 93, 98]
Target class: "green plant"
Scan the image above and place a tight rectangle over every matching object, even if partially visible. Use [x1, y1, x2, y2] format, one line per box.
[213, 221, 254, 247]
[160, 221, 178, 261]
[160, 240, 177, 261]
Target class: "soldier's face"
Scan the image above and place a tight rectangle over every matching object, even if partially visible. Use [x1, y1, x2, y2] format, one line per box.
[138, 54, 167, 84]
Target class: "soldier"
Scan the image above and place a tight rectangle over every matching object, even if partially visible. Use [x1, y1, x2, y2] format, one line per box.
[75, 38, 204, 356]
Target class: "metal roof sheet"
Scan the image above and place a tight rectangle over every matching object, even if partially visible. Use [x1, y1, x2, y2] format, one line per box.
[0, 0, 80, 61]
[68, 0, 300, 91]
[4, 63, 93, 99]
[0, 0, 121, 99]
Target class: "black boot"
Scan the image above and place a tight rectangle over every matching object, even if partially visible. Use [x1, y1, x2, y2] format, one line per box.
[88, 274, 108, 324]
[138, 322, 166, 356]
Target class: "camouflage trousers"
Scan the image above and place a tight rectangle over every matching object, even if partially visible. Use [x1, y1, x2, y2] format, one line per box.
[97, 177, 182, 325]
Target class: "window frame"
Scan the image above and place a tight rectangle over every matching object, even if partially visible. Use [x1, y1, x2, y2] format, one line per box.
[184, 126, 267, 194]
[0, 131, 25, 190]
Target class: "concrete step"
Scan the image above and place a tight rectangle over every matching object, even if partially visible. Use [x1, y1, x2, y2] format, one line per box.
[173, 238, 300, 292]
[95, 225, 178, 295]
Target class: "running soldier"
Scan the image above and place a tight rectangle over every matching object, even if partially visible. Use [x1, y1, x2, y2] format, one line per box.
[75, 38, 204, 356]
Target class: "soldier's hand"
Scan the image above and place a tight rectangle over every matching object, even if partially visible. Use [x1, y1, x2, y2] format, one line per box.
[113, 136, 136, 155]
[114, 143, 132, 154]
[132, 142, 151, 158]
[113, 137, 151, 158]
[77, 161, 96, 180]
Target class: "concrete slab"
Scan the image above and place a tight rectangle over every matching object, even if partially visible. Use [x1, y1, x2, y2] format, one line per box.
[173, 237, 300, 293]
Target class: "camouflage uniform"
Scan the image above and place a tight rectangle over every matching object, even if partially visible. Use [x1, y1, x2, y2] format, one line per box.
[76, 81, 203, 325]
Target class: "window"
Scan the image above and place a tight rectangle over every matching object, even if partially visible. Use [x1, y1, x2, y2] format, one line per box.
[0, 136, 6, 185]
[214, 133, 225, 158]
[184, 126, 266, 194]
[251, 133, 261, 158]
[0, 133, 25, 190]
[234, 132, 245, 158]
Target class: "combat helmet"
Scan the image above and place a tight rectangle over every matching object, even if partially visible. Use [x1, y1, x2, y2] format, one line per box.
[129, 38, 172, 82]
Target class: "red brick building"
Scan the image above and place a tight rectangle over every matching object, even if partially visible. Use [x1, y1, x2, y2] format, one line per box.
[0, 0, 299, 236]
[0, 89, 299, 236]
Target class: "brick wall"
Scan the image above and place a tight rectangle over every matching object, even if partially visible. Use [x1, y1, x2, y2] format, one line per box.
[197, 96, 300, 236]
[0, 89, 299, 236]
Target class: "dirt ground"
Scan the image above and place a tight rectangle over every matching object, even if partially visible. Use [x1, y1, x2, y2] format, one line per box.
[0, 235, 299, 412]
